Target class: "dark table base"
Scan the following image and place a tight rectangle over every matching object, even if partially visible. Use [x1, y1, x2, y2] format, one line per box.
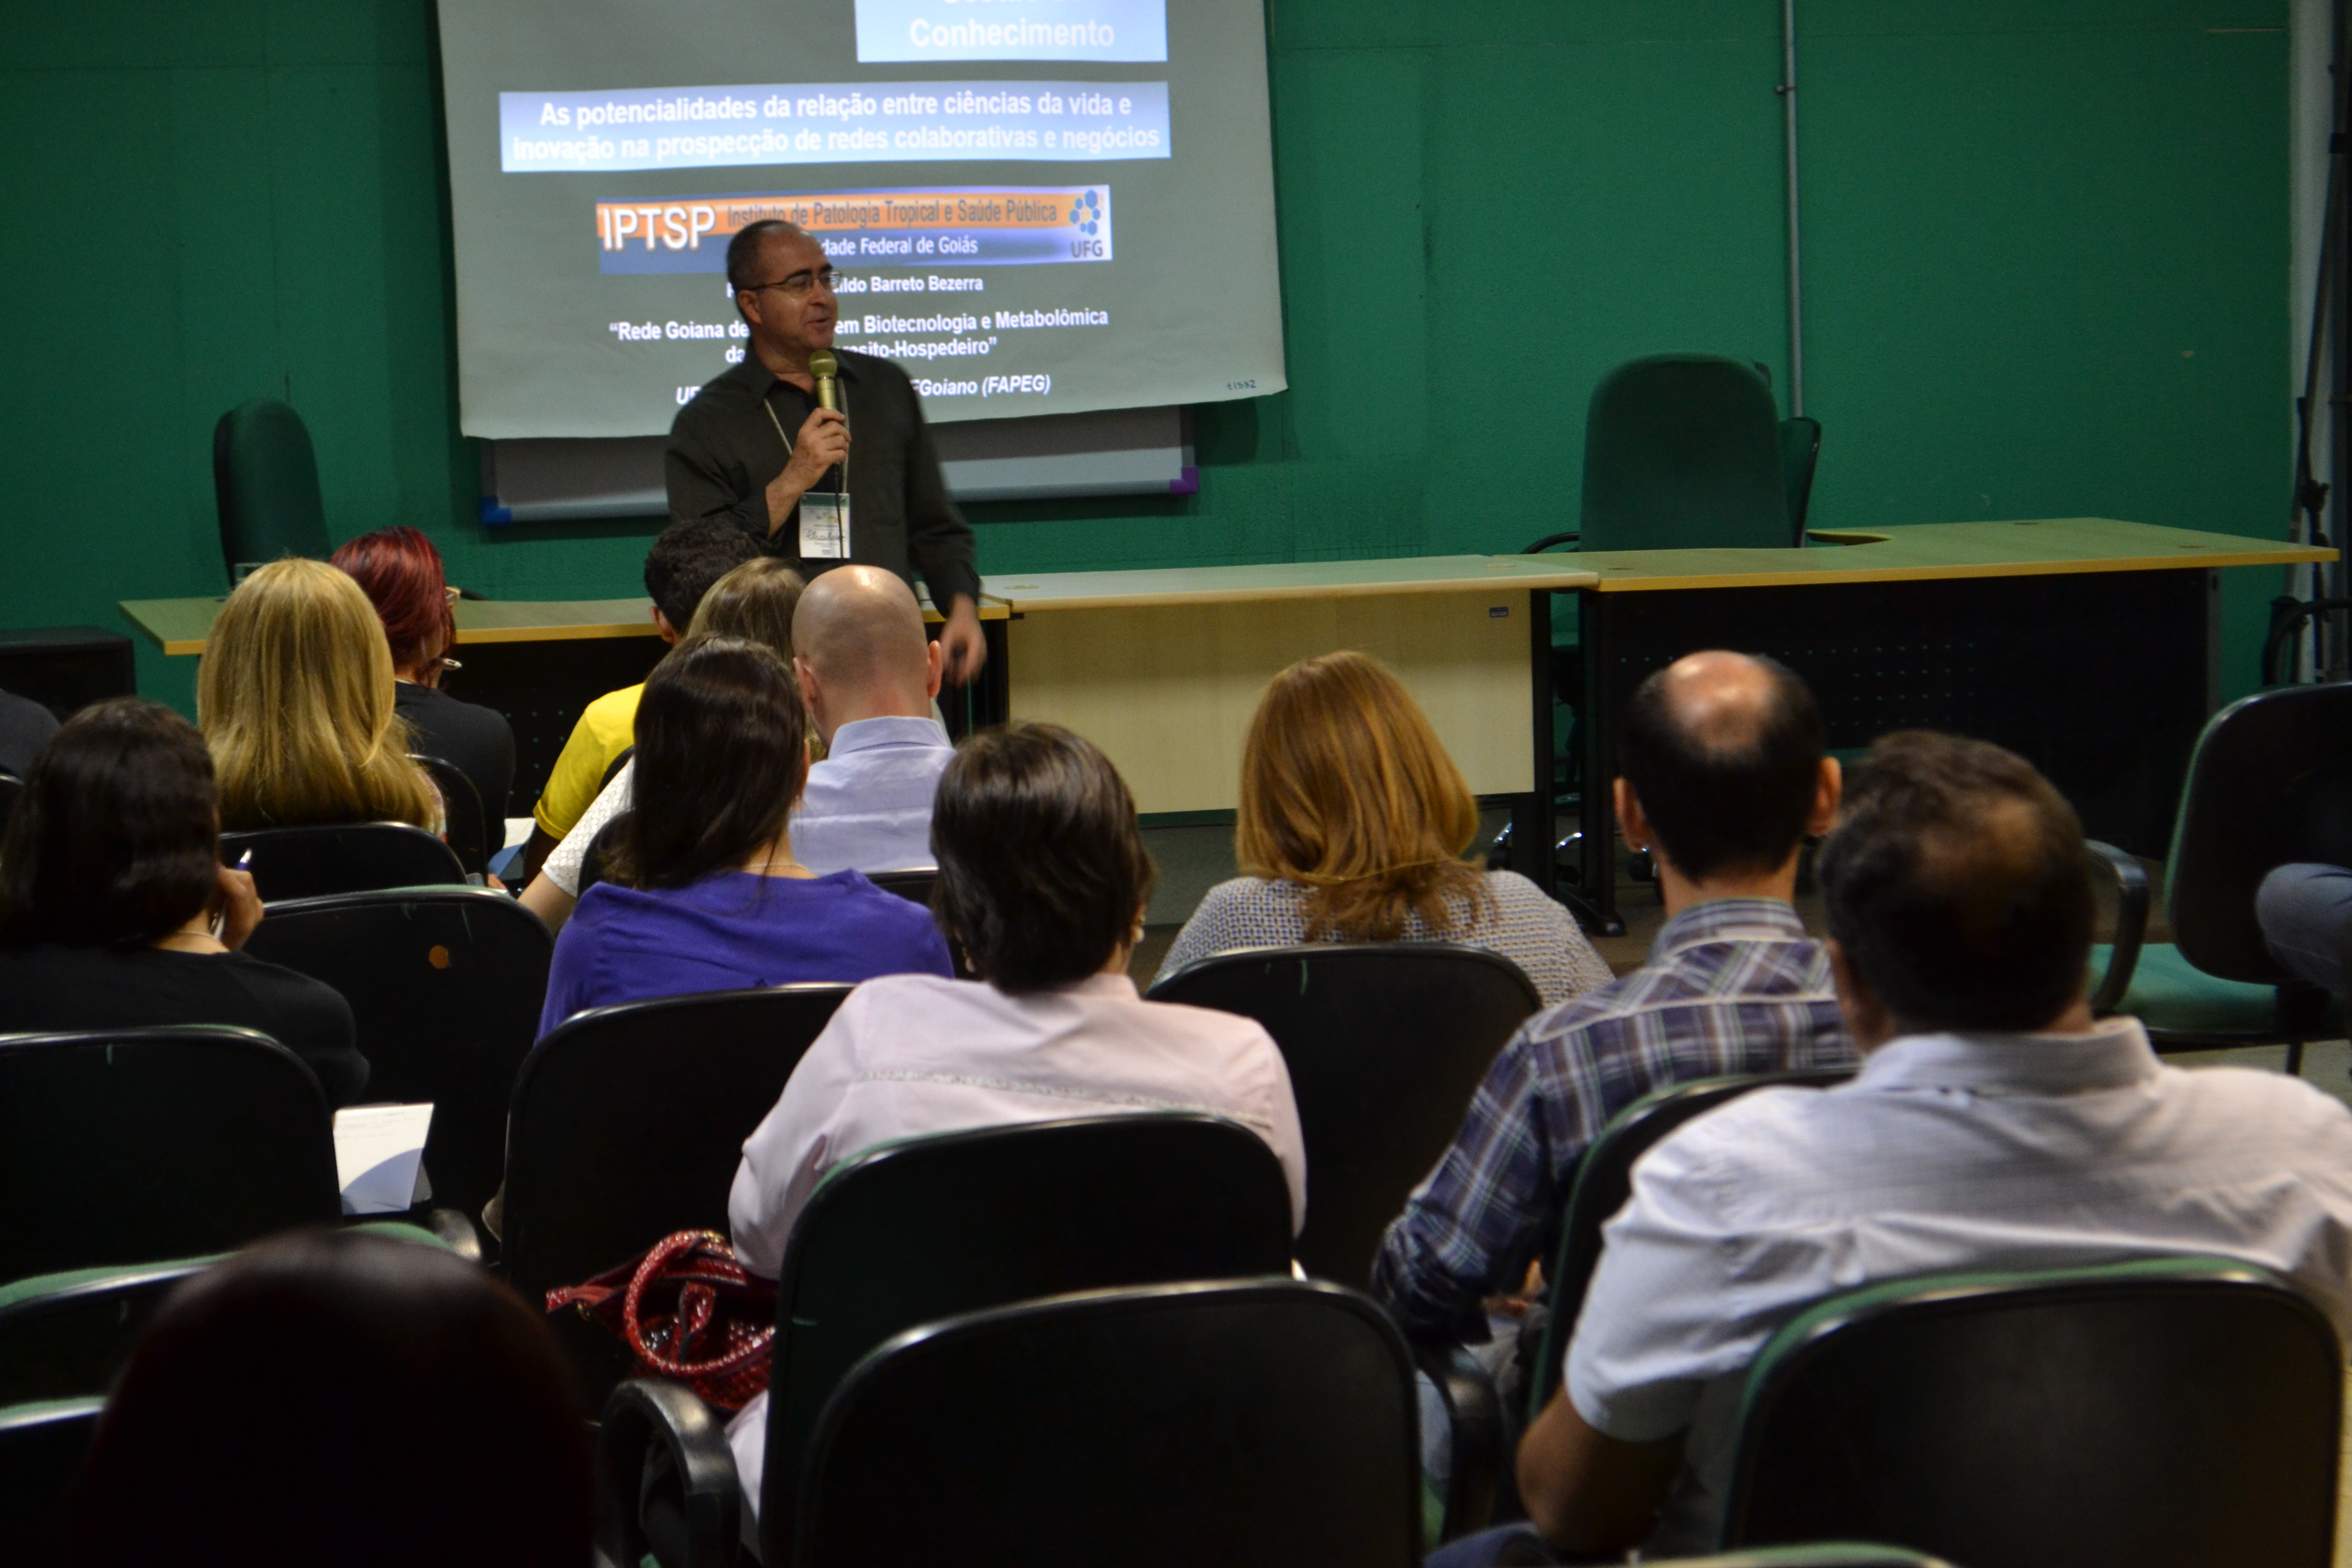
[1571, 569, 2215, 932]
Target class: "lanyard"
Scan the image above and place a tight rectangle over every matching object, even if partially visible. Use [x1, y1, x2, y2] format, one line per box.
[765, 379, 848, 498]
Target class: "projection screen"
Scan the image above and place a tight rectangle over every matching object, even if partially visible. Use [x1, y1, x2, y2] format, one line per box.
[435, 0, 1287, 440]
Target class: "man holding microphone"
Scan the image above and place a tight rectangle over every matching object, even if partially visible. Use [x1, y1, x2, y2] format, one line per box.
[666, 219, 986, 681]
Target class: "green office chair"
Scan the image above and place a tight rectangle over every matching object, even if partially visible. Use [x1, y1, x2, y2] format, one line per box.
[0, 1398, 102, 1564]
[0, 1026, 341, 1282]
[0, 1255, 218, 1405]
[600, 1114, 1296, 1568]
[1780, 415, 1822, 538]
[1582, 354, 1792, 551]
[1720, 1256, 2341, 1567]
[1511, 358, 1807, 883]
[1523, 355, 1797, 557]
[0, 1226, 442, 1407]
[2089, 682, 2352, 1072]
[241, 886, 552, 1233]
[1645, 1551, 1945, 1568]
[503, 984, 851, 1403]
[795, 1280, 1420, 1568]
[1458, 1540, 1945, 1567]
[1524, 1069, 1853, 1431]
[212, 398, 332, 585]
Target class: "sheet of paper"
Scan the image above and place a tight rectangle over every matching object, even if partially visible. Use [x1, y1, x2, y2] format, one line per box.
[333, 1103, 435, 1216]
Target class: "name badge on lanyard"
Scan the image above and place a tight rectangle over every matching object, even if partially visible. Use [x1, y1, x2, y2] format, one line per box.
[799, 491, 851, 559]
[768, 392, 852, 561]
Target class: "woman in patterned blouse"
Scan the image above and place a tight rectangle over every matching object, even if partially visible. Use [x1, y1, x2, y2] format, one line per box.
[1154, 651, 1612, 1006]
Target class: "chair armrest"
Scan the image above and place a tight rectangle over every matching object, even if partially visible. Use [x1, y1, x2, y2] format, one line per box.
[423, 1207, 484, 1265]
[1412, 1337, 1502, 1540]
[2086, 840, 2151, 1017]
[599, 1378, 741, 1568]
[1521, 532, 1580, 554]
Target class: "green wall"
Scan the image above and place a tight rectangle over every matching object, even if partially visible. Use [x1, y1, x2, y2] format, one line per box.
[0, 1, 2291, 715]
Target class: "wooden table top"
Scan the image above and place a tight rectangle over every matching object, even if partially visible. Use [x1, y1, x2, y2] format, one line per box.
[122, 522, 2325, 653]
[985, 554, 1598, 614]
[119, 591, 1006, 655]
[1572, 518, 2332, 593]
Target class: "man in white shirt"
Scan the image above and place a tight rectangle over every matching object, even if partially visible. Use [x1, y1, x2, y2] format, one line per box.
[724, 721, 1306, 1524]
[788, 562, 956, 874]
[1472, 730, 2352, 1566]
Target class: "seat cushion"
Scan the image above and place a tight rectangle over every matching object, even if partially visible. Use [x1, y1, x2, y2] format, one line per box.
[2090, 942, 2341, 1038]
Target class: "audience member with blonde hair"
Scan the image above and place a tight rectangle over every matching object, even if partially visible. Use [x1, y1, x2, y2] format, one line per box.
[1155, 651, 1610, 1005]
[198, 557, 440, 832]
[520, 556, 805, 932]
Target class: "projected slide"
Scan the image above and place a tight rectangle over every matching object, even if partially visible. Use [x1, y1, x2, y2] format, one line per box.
[437, 0, 1282, 439]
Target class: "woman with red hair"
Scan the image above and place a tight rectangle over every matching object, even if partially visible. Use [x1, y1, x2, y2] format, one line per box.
[330, 528, 515, 820]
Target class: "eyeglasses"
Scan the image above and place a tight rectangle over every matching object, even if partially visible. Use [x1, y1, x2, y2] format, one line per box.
[745, 267, 840, 298]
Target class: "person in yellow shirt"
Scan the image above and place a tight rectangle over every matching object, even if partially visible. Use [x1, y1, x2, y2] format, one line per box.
[518, 520, 760, 877]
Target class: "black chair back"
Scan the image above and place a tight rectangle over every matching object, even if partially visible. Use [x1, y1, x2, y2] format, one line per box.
[240, 888, 551, 1227]
[798, 1280, 1419, 1568]
[0, 773, 20, 834]
[0, 1027, 338, 1281]
[0, 629, 134, 720]
[1528, 1069, 1852, 1426]
[599, 744, 636, 793]
[758, 1114, 1296, 1560]
[862, 867, 936, 905]
[220, 822, 466, 902]
[1722, 1257, 2342, 1568]
[502, 985, 850, 1400]
[411, 754, 490, 876]
[857, 868, 968, 970]
[2166, 682, 2352, 982]
[1147, 944, 1539, 1285]
[0, 1256, 215, 1405]
[1655, 1552, 1947, 1567]
[1580, 355, 1790, 553]
[0, 1398, 101, 1566]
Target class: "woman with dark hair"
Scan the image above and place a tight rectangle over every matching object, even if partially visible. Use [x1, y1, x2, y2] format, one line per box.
[723, 722, 1306, 1520]
[331, 525, 517, 819]
[63, 1228, 592, 1568]
[0, 700, 367, 1105]
[535, 635, 949, 1037]
[522, 556, 806, 936]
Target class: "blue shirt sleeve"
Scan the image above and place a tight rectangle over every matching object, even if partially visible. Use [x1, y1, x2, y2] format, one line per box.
[1371, 1026, 1565, 1337]
[536, 898, 605, 1040]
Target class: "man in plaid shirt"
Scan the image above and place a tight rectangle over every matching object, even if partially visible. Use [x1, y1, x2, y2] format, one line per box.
[1373, 651, 1854, 1340]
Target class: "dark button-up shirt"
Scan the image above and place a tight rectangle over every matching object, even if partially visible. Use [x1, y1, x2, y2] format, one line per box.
[1369, 898, 1853, 1337]
[665, 349, 980, 608]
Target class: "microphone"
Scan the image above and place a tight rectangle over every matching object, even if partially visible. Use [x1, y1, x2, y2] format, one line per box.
[808, 350, 840, 412]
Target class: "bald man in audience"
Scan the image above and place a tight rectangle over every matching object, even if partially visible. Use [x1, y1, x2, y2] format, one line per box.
[1451, 732, 2352, 1565]
[788, 563, 954, 874]
[1374, 652, 1852, 1358]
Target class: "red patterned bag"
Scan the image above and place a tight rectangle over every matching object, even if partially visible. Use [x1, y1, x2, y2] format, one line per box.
[546, 1230, 776, 1410]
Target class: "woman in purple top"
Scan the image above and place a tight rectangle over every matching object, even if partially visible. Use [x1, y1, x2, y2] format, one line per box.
[537, 635, 951, 1038]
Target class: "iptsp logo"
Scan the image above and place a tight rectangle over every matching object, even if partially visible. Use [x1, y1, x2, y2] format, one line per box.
[1068, 190, 1102, 236]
